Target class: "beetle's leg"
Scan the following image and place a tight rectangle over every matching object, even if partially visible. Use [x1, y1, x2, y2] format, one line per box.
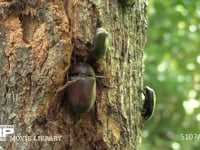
[56, 79, 80, 94]
[72, 114, 81, 125]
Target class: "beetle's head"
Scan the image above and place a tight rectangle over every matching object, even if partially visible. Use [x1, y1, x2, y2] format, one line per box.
[70, 62, 95, 77]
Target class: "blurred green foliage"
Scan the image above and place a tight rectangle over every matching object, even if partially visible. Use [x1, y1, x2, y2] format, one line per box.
[142, 0, 200, 150]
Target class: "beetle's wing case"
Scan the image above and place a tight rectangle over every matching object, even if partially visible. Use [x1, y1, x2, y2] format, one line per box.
[66, 76, 96, 114]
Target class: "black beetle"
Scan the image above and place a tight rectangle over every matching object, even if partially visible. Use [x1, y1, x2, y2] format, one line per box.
[118, 0, 136, 8]
[142, 86, 156, 121]
[66, 62, 96, 114]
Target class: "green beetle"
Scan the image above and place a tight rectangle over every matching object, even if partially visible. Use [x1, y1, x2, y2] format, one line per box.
[66, 62, 96, 114]
[89, 27, 110, 61]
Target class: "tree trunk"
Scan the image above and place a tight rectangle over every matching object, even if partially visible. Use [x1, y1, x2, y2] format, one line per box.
[0, 0, 147, 149]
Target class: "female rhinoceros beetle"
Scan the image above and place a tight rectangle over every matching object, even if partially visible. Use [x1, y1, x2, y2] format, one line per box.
[65, 62, 96, 114]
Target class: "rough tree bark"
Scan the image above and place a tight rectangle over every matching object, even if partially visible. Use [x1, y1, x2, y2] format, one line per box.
[0, 0, 147, 149]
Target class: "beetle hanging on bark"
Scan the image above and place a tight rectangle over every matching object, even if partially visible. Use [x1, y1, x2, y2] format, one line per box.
[142, 86, 156, 121]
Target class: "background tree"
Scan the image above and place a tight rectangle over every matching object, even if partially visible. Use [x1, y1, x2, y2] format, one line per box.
[142, 0, 200, 150]
[0, 0, 147, 149]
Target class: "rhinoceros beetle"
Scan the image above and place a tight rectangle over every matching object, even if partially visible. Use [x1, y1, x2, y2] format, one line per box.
[65, 62, 96, 114]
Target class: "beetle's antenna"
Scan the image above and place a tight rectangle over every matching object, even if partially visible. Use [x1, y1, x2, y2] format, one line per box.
[95, 75, 107, 79]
